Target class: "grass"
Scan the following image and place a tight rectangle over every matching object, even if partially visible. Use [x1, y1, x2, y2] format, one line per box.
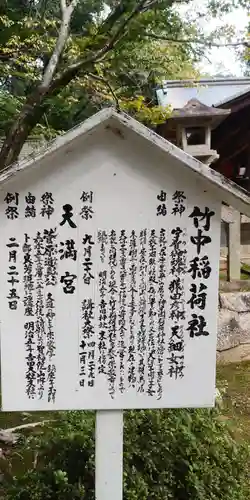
[0, 362, 250, 441]
[0, 361, 248, 500]
[0, 361, 249, 482]
[216, 360, 250, 441]
[219, 271, 250, 281]
[219, 262, 250, 286]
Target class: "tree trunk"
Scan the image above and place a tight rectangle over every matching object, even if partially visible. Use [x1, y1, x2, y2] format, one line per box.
[0, 55, 92, 170]
[0, 0, 80, 170]
[0, 87, 49, 170]
[0, 0, 145, 169]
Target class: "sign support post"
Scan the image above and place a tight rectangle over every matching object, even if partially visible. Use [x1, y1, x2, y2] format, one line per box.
[95, 410, 123, 500]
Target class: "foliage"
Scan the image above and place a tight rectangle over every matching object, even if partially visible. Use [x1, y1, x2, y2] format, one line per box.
[0, 0, 199, 139]
[0, 0, 247, 167]
[243, 24, 250, 75]
[0, 91, 24, 136]
[3, 407, 250, 500]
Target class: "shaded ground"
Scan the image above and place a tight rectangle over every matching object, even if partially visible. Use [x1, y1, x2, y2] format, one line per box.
[216, 360, 250, 441]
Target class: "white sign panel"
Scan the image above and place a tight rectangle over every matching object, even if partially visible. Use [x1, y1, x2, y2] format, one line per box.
[0, 144, 221, 411]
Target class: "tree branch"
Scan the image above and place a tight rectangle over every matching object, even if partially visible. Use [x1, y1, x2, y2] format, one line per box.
[0, 420, 53, 444]
[3, 420, 53, 433]
[42, 0, 79, 88]
[0, 0, 155, 168]
[98, 2, 128, 35]
[145, 32, 250, 48]
[60, 0, 67, 12]
[111, 0, 149, 41]
[60, 0, 79, 15]
[51, 0, 150, 90]
[140, 0, 162, 11]
[88, 72, 120, 110]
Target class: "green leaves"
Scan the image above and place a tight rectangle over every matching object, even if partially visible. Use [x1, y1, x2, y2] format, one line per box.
[4, 407, 249, 500]
[0, 0, 198, 143]
[0, 92, 24, 136]
[0, 0, 247, 167]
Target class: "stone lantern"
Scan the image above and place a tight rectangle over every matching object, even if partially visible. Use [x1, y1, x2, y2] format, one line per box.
[168, 98, 230, 165]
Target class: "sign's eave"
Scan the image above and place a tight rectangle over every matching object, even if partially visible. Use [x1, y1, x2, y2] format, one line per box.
[0, 106, 250, 217]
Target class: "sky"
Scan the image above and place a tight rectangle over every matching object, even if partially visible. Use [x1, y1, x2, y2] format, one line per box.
[178, 2, 249, 77]
[199, 7, 249, 76]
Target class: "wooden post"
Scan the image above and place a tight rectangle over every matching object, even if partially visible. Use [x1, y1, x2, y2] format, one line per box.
[95, 410, 123, 500]
[227, 208, 241, 280]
